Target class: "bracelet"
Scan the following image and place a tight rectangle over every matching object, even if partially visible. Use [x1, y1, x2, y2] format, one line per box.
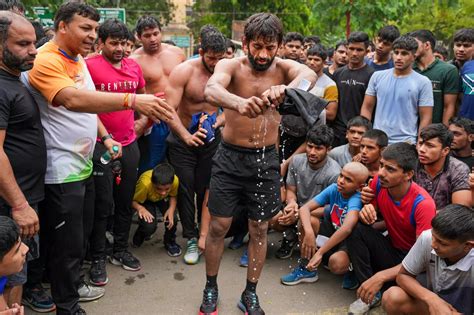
[123, 93, 130, 109]
[101, 134, 113, 142]
[12, 201, 28, 212]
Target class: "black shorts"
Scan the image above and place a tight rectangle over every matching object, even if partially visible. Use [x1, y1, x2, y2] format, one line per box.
[208, 141, 281, 221]
[319, 217, 348, 266]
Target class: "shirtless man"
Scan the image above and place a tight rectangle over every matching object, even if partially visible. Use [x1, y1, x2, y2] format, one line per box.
[198, 13, 316, 315]
[165, 27, 226, 264]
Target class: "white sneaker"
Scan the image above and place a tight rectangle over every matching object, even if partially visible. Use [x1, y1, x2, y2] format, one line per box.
[184, 238, 200, 265]
[78, 283, 105, 302]
[348, 292, 381, 315]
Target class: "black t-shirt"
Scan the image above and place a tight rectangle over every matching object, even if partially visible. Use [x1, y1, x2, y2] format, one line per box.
[323, 67, 336, 81]
[0, 70, 46, 206]
[451, 153, 474, 170]
[331, 64, 374, 143]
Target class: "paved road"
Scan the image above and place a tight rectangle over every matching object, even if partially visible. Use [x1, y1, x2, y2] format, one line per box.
[27, 224, 386, 314]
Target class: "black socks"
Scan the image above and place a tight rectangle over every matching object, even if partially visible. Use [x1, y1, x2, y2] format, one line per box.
[245, 279, 257, 293]
[206, 274, 217, 288]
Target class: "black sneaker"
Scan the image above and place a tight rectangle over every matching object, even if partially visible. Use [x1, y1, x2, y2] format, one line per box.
[89, 258, 108, 286]
[74, 307, 87, 315]
[109, 251, 141, 271]
[275, 236, 297, 259]
[22, 284, 56, 313]
[165, 241, 182, 257]
[238, 290, 265, 315]
[198, 286, 218, 315]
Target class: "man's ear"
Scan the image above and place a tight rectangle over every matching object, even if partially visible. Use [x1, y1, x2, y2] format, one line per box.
[57, 20, 67, 34]
[405, 169, 415, 182]
[468, 134, 474, 143]
[441, 146, 451, 158]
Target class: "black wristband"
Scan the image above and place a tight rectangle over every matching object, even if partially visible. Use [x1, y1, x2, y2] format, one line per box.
[101, 134, 113, 142]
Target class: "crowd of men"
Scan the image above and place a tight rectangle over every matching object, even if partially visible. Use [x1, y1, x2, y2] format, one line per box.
[0, 1, 473, 315]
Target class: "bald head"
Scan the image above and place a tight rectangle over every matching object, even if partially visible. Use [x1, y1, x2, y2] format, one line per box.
[342, 162, 369, 185]
[0, 10, 29, 42]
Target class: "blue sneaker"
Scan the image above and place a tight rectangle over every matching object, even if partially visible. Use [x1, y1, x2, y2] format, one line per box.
[22, 285, 56, 313]
[280, 265, 318, 285]
[239, 249, 248, 267]
[342, 270, 359, 290]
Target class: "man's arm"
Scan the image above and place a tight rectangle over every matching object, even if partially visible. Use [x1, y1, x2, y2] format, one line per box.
[0, 131, 39, 239]
[358, 263, 402, 304]
[418, 106, 433, 136]
[451, 190, 472, 207]
[360, 95, 376, 120]
[325, 101, 338, 121]
[442, 94, 458, 126]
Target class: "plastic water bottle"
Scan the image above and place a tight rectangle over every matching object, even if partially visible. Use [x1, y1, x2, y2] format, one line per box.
[100, 145, 119, 164]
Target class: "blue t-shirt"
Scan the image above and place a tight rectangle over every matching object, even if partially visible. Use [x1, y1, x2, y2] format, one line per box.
[367, 58, 394, 71]
[0, 276, 7, 294]
[366, 68, 433, 144]
[459, 60, 474, 120]
[313, 183, 362, 230]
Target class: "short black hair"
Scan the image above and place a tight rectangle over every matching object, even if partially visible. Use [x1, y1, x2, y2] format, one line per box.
[225, 38, 235, 52]
[362, 129, 388, 148]
[0, 216, 19, 262]
[334, 40, 347, 51]
[126, 28, 135, 42]
[304, 35, 321, 45]
[382, 142, 418, 172]
[420, 123, 453, 148]
[307, 44, 327, 60]
[151, 163, 175, 186]
[432, 204, 474, 243]
[54, 2, 100, 32]
[449, 117, 474, 135]
[433, 45, 449, 60]
[0, 0, 24, 13]
[200, 24, 219, 39]
[135, 15, 161, 36]
[283, 32, 304, 45]
[347, 116, 372, 131]
[410, 29, 436, 51]
[306, 124, 334, 148]
[31, 20, 45, 43]
[327, 47, 334, 58]
[453, 28, 474, 43]
[244, 13, 283, 45]
[201, 29, 226, 53]
[377, 25, 400, 43]
[98, 18, 129, 42]
[347, 31, 370, 48]
[392, 35, 418, 54]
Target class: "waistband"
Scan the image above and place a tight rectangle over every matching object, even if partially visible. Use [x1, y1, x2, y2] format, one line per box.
[221, 140, 275, 154]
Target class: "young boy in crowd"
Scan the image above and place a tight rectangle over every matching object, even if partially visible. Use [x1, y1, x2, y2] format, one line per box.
[448, 117, 473, 169]
[360, 129, 388, 178]
[329, 116, 372, 167]
[131, 163, 181, 257]
[0, 216, 29, 314]
[382, 204, 473, 315]
[280, 162, 369, 289]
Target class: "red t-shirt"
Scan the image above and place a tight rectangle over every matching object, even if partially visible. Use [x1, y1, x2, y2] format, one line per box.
[85, 55, 145, 146]
[371, 175, 436, 251]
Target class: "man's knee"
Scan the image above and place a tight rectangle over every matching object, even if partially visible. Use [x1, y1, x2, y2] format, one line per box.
[328, 255, 349, 275]
[139, 220, 158, 236]
[382, 286, 409, 314]
[248, 220, 268, 236]
[209, 218, 232, 239]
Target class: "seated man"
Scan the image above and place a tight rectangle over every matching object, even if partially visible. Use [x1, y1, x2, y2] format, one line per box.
[360, 129, 388, 178]
[281, 162, 368, 290]
[382, 204, 473, 315]
[0, 216, 29, 314]
[272, 125, 341, 260]
[329, 116, 372, 168]
[416, 123, 471, 209]
[448, 117, 473, 169]
[347, 143, 436, 314]
[131, 163, 181, 257]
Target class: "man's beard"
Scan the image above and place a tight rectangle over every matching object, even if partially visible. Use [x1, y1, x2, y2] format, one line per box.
[201, 57, 213, 74]
[3, 46, 34, 72]
[248, 52, 275, 72]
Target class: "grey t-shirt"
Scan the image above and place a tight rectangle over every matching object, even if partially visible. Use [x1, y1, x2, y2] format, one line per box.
[286, 154, 341, 205]
[329, 144, 352, 168]
[402, 230, 473, 314]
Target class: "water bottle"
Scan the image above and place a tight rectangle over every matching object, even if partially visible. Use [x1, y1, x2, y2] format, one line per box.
[100, 145, 119, 164]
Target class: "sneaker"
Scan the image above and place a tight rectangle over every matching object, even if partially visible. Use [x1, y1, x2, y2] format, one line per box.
[198, 286, 218, 315]
[347, 291, 382, 315]
[342, 271, 359, 290]
[238, 290, 265, 315]
[280, 265, 319, 285]
[228, 232, 246, 250]
[78, 283, 105, 302]
[165, 241, 182, 257]
[239, 249, 248, 267]
[184, 238, 200, 265]
[275, 237, 297, 259]
[22, 285, 56, 313]
[74, 307, 87, 315]
[109, 251, 141, 271]
[89, 258, 108, 286]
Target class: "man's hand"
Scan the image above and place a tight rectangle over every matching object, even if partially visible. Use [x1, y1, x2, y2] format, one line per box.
[0, 303, 24, 315]
[261, 85, 287, 108]
[213, 114, 225, 129]
[238, 96, 266, 118]
[137, 207, 154, 223]
[184, 128, 207, 147]
[357, 274, 384, 305]
[103, 138, 122, 159]
[279, 202, 298, 226]
[361, 180, 375, 204]
[359, 204, 377, 225]
[134, 95, 174, 123]
[12, 203, 39, 239]
[426, 295, 461, 315]
[301, 232, 316, 260]
[306, 251, 323, 271]
[352, 153, 362, 162]
[198, 235, 206, 252]
[163, 209, 175, 229]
